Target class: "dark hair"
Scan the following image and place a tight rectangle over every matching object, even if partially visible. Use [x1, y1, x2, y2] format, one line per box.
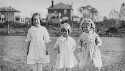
[31, 13, 42, 26]
[61, 28, 70, 33]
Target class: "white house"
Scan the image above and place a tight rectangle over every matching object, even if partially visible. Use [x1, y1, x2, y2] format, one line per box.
[0, 6, 20, 23]
[15, 15, 26, 23]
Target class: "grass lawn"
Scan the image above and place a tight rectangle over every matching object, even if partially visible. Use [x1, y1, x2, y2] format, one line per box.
[0, 36, 125, 71]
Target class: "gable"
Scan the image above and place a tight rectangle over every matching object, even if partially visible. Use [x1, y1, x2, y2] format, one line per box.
[48, 2, 72, 9]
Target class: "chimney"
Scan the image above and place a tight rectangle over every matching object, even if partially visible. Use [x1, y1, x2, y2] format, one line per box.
[10, 6, 11, 8]
[52, 0, 54, 8]
[71, 2, 73, 8]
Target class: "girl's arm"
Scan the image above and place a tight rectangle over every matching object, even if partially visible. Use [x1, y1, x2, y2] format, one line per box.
[45, 43, 49, 55]
[72, 38, 76, 52]
[25, 28, 31, 55]
[27, 41, 30, 55]
[95, 34, 102, 48]
[44, 27, 51, 43]
[54, 38, 60, 54]
[77, 34, 84, 52]
[43, 27, 51, 55]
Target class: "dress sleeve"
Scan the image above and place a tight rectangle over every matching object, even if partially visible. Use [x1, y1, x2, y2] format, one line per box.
[95, 33, 102, 47]
[44, 27, 51, 43]
[25, 28, 31, 42]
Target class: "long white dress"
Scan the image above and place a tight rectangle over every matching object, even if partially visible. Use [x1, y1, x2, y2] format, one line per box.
[78, 32, 102, 69]
[25, 26, 51, 64]
[54, 36, 78, 69]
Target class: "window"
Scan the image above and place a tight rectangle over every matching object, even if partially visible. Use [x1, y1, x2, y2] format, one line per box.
[15, 18, 20, 21]
[21, 18, 23, 22]
[64, 10, 67, 14]
[54, 11, 57, 13]
[2, 18, 4, 21]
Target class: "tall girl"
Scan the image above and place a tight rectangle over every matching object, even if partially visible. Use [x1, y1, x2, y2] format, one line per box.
[25, 13, 51, 71]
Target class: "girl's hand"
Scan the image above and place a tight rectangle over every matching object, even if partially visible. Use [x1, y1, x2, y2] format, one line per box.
[46, 50, 48, 55]
[80, 40, 83, 47]
[55, 48, 60, 54]
[27, 50, 29, 55]
[57, 48, 60, 54]
[27, 41, 30, 55]
[95, 45, 100, 49]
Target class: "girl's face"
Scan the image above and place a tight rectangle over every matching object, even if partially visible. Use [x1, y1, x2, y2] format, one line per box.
[61, 28, 69, 37]
[33, 15, 40, 26]
[83, 23, 91, 33]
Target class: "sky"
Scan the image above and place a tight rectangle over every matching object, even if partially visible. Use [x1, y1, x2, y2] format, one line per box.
[0, 0, 125, 20]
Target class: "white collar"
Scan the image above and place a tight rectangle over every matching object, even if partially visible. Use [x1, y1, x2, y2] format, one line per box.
[60, 35, 69, 42]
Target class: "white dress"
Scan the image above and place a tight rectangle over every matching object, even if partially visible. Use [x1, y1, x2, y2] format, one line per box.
[78, 32, 102, 69]
[25, 26, 51, 64]
[54, 36, 78, 69]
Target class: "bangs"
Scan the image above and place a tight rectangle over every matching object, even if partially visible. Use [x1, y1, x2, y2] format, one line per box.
[61, 28, 67, 32]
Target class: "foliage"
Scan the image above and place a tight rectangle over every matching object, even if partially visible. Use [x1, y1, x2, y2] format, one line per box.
[78, 5, 98, 20]
[103, 16, 108, 21]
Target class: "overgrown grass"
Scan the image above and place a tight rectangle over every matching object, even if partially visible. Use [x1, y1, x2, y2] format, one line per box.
[0, 36, 125, 71]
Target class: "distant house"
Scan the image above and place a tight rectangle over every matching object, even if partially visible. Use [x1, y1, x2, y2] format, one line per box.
[0, 6, 20, 23]
[25, 17, 31, 24]
[72, 15, 80, 22]
[47, 0, 73, 24]
[15, 16, 26, 23]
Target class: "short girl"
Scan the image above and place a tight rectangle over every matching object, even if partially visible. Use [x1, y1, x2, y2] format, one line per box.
[54, 23, 78, 71]
[78, 18, 103, 71]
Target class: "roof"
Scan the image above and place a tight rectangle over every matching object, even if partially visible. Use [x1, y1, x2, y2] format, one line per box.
[48, 2, 72, 9]
[0, 6, 20, 12]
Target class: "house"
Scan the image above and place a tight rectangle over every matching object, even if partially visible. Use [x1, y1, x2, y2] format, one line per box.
[0, 6, 20, 23]
[72, 15, 80, 22]
[47, 0, 73, 24]
[15, 15, 26, 23]
[25, 17, 31, 24]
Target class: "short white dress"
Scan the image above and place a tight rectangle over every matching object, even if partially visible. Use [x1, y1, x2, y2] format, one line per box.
[78, 32, 103, 69]
[54, 36, 78, 69]
[25, 26, 51, 64]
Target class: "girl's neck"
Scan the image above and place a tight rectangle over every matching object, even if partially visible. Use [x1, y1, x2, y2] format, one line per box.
[34, 24, 41, 28]
[63, 35, 69, 38]
[85, 30, 93, 34]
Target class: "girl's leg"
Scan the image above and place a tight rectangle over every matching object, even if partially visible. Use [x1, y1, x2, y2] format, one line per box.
[95, 67, 101, 71]
[38, 63, 43, 71]
[66, 68, 72, 71]
[98, 67, 101, 71]
[30, 64, 37, 71]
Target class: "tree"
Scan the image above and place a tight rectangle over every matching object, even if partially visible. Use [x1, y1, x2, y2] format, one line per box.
[103, 16, 108, 21]
[78, 5, 98, 21]
[109, 9, 119, 19]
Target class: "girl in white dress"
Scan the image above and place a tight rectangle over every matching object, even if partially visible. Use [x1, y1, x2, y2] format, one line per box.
[78, 18, 103, 71]
[54, 23, 78, 71]
[25, 13, 51, 71]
